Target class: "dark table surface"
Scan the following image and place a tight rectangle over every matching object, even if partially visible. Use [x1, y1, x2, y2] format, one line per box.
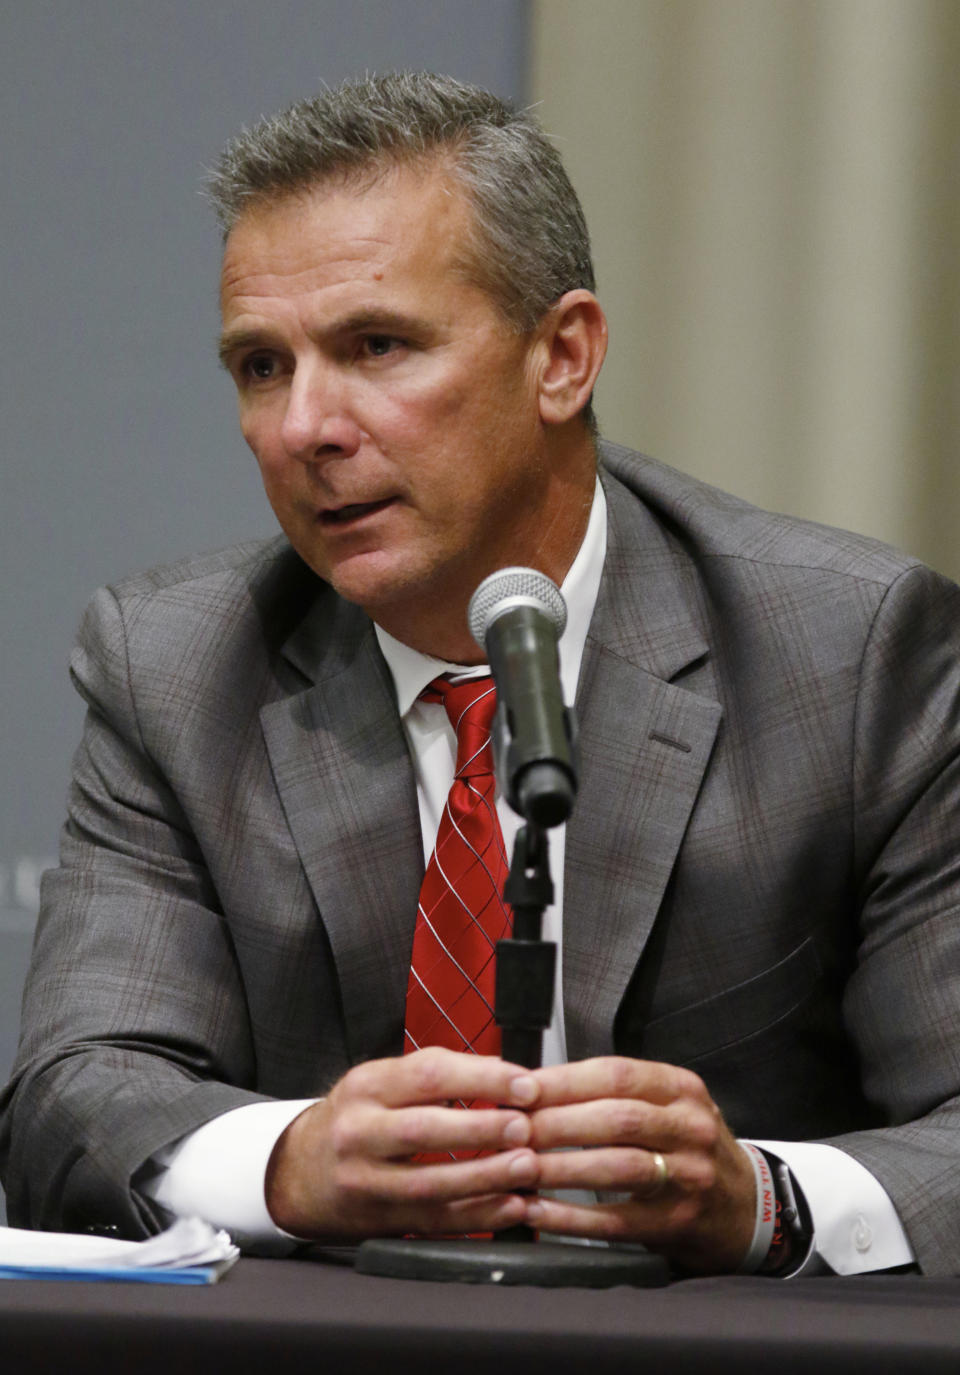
[3, 1251, 960, 1375]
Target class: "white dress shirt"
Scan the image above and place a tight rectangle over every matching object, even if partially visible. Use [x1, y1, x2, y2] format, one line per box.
[141, 480, 914, 1273]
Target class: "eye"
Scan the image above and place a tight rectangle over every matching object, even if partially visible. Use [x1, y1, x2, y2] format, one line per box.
[241, 352, 277, 382]
[361, 334, 403, 359]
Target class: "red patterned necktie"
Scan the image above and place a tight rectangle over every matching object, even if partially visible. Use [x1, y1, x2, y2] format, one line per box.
[403, 675, 512, 1063]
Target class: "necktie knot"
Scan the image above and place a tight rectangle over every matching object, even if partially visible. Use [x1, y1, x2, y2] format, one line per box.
[422, 676, 497, 780]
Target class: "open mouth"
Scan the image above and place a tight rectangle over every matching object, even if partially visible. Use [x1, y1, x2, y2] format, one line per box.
[320, 497, 396, 526]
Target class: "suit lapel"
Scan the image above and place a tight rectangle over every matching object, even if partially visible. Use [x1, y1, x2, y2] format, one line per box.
[260, 591, 423, 1066]
[258, 464, 723, 1070]
[563, 470, 723, 1061]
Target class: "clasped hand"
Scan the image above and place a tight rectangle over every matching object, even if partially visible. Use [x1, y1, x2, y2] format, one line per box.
[265, 1048, 756, 1273]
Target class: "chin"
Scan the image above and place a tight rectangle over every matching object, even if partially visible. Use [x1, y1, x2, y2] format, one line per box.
[322, 551, 436, 614]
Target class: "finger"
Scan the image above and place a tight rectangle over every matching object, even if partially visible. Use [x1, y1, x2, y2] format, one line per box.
[411, 1191, 530, 1238]
[523, 1194, 661, 1244]
[531, 1057, 706, 1109]
[371, 1103, 532, 1159]
[365, 1147, 539, 1206]
[524, 1158, 755, 1272]
[529, 1098, 665, 1151]
[326, 1175, 533, 1241]
[534, 1145, 675, 1195]
[347, 1048, 540, 1110]
[529, 1095, 717, 1154]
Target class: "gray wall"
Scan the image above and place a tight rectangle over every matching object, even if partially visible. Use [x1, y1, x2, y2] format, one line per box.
[0, 0, 528, 1213]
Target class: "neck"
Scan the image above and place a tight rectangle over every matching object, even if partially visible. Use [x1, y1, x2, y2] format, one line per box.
[372, 467, 596, 662]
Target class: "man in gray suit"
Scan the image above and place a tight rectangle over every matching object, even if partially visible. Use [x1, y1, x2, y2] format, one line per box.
[3, 73, 960, 1278]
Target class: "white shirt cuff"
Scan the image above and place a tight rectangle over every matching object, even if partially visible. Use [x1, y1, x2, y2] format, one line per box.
[140, 1099, 318, 1254]
[749, 1139, 916, 1275]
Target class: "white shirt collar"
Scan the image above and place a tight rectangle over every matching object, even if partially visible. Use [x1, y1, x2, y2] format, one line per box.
[375, 476, 607, 715]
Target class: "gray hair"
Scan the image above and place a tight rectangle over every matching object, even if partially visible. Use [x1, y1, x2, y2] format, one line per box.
[206, 71, 596, 336]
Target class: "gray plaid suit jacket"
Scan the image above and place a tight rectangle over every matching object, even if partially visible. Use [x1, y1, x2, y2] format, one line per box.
[4, 442, 960, 1272]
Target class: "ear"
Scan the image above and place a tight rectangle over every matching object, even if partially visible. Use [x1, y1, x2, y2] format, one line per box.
[536, 290, 608, 426]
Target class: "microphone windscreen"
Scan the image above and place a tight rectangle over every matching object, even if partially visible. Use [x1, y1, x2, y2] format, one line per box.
[467, 567, 567, 649]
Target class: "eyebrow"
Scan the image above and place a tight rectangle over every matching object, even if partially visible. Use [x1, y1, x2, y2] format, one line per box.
[217, 329, 275, 370]
[334, 308, 434, 337]
[216, 308, 437, 369]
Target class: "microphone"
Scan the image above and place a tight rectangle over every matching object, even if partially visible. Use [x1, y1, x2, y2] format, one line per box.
[467, 567, 577, 828]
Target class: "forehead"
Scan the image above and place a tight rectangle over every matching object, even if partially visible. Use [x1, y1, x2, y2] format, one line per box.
[219, 164, 478, 313]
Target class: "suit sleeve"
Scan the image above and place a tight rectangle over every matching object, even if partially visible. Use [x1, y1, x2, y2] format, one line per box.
[0, 586, 273, 1238]
[824, 562, 960, 1275]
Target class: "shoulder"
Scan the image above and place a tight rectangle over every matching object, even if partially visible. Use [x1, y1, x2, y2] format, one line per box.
[69, 538, 329, 732]
[597, 440, 960, 681]
[597, 441, 926, 589]
[79, 537, 320, 658]
[104, 535, 309, 616]
[598, 439, 934, 591]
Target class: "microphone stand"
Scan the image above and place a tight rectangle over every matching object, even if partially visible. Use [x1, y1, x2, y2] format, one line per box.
[355, 822, 669, 1287]
[490, 820, 556, 1246]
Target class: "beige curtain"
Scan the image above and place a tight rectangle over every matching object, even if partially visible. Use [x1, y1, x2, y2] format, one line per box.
[531, 0, 960, 580]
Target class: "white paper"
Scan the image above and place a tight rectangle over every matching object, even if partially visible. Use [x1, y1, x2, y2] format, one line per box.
[0, 1216, 239, 1274]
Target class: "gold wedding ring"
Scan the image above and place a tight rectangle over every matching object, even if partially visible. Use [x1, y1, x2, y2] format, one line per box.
[648, 1150, 669, 1196]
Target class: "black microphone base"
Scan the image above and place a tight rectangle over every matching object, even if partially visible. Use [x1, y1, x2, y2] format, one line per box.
[354, 1237, 670, 1288]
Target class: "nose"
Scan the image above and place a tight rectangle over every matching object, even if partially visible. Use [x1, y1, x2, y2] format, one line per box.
[280, 360, 363, 462]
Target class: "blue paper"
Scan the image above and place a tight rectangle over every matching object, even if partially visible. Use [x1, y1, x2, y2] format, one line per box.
[0, 1263, 221, 1285]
